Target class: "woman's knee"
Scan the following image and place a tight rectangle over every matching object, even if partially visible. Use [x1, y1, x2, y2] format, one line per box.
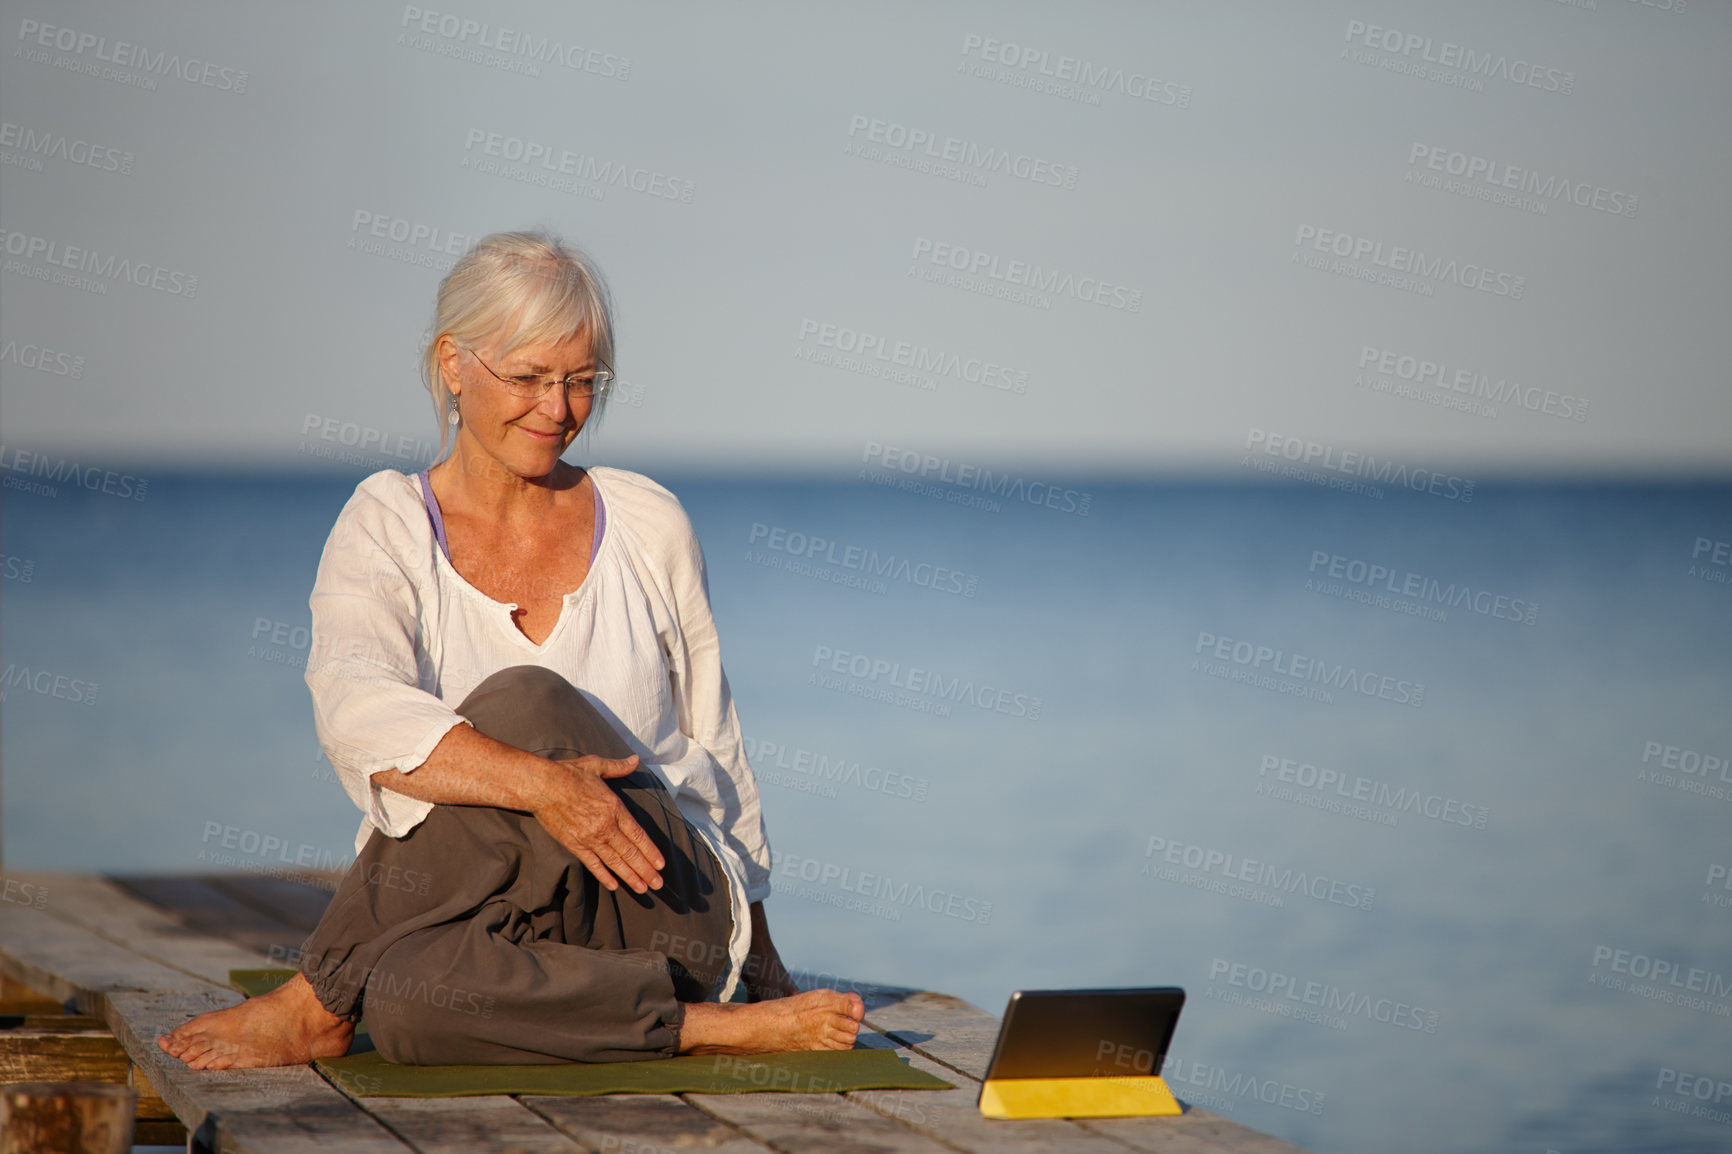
[456, 665, 629, 758]
[459, 665, 582, 725]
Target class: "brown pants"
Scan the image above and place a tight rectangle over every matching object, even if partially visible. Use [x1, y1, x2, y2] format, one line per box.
[298, 665, 736, 1064]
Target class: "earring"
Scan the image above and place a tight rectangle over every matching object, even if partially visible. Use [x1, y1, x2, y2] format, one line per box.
[448, 396, 460, 426]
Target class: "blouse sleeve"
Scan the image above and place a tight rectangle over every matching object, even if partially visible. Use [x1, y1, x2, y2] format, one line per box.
[634, 485, 774, 905]
[304, 475, 469, 839]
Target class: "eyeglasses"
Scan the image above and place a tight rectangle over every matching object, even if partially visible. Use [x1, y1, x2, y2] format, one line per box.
[465, 347, 614, 401]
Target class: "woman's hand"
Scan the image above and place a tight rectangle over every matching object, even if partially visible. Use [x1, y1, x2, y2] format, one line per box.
[533, 754, 666, 894]
[371, 724, 665, 894]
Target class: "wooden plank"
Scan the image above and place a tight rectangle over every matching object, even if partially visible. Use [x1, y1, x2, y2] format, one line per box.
[204, 875, 336, 935]
[0, 973, 67, 1013]
[0, 1013, 105, 1029]
[27, 877, 601, 1153]
[845, 1032, 1134, 1154]
[1079, 1129, 1234, 1154]
[0, 1016, 190, 1147]
[0, 1018, 130, 1083]
[860, 990, 1003, 1080]
[105, 990, 411, 1154]
[1082, 1110, 1314, 1154]
[848, 1014, 1310, 1154]
[13, 872, 275, 986]
[0, 906, 213, 1002]
[4, 878, 1309, 1153]
[0, 904, 411, 1153]
[525, 1093, 773, 1153]
[0, 1009, 183, 1143]
[686, 1085, 956, 1153]
[0, 1083, 135, 1153]
[136, 1119, 192, 1145]
[130, 1063, 177, 1120]
[851, 991, 1307, 1153]
[361, 1097, 591, 1154]
[108, 875, 310, 962]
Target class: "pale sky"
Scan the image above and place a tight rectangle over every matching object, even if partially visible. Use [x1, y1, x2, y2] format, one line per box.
[2, 0, 1728, 475]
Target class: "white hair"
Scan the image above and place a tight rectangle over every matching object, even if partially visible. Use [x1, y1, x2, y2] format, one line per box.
[420, 229, 616, 457]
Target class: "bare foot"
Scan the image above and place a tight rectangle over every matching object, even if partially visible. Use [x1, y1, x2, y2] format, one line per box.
[678, 988, 864, 1054]
[156, 971, 354, 1070]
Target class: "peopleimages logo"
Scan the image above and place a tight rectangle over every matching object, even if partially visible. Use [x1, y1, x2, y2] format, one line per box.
[1293, 225, 1525, 299]
[1590, 944, 1732, 1017]
[1193, 630, 1425, 708]
[1342, 20, 1575, 95]
[15, 19, 249, 92]
[1357, 346, 1587, 423]
[398, 6, 630, 78]
[1143, 835, 1376, 911]
[1, 228, 199, 297]
[958, 33, 1192, 108]
[746, 523, 979, 598]
[1406, 144, 1636, 219]
[770, 849, 992, 925]
[461, 129, 694, 203]
[846, 115, 1079, 189]
[1207, 957, 1439, 1033]
[798, 320, 1029, 394]
[809, 644, 1042, 721]
[910, 238, 1143, 311]
[0, 121, 134, 174]
[1257, 754, 1489, 830]
[1307, 550, 1538, 626]
[1244, 428, 1474, 503]
[0, 338, 83, 378]
[0, 445, 148, 500]
[1163, 1053, 1326, 1116]
[862, 442, 1089, 515]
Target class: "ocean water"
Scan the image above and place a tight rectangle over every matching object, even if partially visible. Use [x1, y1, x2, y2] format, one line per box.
[3, 470, 1730, 1154]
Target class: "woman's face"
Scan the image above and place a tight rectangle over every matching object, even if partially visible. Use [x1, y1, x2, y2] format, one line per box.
[442, 328, 596, 483]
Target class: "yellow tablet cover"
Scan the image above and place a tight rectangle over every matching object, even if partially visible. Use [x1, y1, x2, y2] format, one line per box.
[979, 1074, 1181, 1119]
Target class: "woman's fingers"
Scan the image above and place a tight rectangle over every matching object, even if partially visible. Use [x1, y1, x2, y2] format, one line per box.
[571, 846, 621, 892]
[541, 757, 666, 891]
[586, 753, 640, 778]
[591, 829, 662, 894]
[618, 805, 666, 876]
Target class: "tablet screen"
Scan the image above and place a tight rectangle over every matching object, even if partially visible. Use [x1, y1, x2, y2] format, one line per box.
[983, 987, 1186, 1080]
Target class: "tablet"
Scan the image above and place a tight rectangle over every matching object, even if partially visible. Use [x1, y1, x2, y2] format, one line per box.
[982, 987, 1186, 1081]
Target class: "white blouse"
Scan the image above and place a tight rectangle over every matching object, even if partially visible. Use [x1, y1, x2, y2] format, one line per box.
[303, 466, 771, 1000]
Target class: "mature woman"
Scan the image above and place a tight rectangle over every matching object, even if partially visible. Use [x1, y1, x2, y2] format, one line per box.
[158, 231, 863, 1068]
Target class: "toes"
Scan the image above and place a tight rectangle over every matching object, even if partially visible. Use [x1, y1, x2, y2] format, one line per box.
[199, 1039, 239, 1070]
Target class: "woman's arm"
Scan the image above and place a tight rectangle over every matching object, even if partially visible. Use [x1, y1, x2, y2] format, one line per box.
[371, 721, 667, 894]
[308, 477, 664, 892]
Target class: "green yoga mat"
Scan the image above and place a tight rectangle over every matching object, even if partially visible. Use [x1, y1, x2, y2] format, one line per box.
[229, 969, 954, 1098]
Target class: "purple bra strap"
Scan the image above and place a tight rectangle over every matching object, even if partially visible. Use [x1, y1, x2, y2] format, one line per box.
[589, 473, 606, 564]
[416, 470, 450, 562]
[416, 469, 605, 565]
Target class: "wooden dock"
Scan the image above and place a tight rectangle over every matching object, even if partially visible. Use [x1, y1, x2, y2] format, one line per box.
[0, 872, 1312, 1153]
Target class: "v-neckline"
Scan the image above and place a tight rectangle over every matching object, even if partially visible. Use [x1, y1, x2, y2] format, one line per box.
[416, 468, 606, 650]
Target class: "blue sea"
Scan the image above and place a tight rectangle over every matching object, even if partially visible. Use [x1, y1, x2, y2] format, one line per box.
[4, 470, 1730, 1154]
